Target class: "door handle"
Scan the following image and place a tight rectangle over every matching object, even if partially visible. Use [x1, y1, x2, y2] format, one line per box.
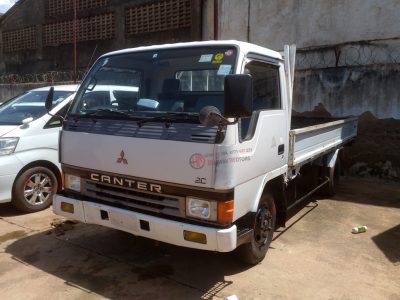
[278, 144, 284, 155]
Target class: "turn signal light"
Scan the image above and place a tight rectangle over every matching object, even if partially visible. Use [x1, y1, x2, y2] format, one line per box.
[61, 202, 74, 213]
[183, 230, 207, 244]
[218, 200, 234, 225]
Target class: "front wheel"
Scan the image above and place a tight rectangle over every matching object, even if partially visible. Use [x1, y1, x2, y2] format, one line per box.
[12, 166, 58, 213]
[236, 191, 276, 265]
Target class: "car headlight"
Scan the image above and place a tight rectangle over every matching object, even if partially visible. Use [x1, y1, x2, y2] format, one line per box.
[186, 197, 217, 221]
[65, 174, 81, 192]
[0, 137, 19, 156]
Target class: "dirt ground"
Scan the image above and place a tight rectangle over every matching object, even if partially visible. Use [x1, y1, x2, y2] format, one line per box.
[0, 176, 399, 300]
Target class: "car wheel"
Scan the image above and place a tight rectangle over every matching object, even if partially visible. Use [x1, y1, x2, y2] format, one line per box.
[12, 166, 58, 213]
[235, 191, 276, 265]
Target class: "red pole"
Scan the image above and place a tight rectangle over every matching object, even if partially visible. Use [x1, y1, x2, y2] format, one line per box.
[73, 0, 77, 83]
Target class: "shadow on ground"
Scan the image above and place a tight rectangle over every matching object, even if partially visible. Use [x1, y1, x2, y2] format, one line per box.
[334, 176, 400, 208]
[0, 203, 26, 217]
[5, 222, 252, 299]
[372, 224, 400, 264]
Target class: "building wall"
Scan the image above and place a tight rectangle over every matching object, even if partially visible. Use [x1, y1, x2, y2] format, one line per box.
[293, 65, 400, 119]
[0, 82, 72, 103]
[218, 0, 400, 50]
[218, 0, 400, 180]
[0, 0, 202, 76]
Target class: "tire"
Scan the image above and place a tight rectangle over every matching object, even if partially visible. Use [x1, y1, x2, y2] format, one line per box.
[12, 166, 58, 213]
[236, 191, 276, 265]
[320, 158, 340, 197]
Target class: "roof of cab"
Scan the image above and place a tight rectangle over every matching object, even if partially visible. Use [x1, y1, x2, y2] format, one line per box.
[102, 40, 282, 60]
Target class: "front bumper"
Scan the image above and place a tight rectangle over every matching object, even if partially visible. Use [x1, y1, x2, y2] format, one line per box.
[0, 154, 22, 203]
[53, 195, 237, 252]
[0, 173, 16, 203]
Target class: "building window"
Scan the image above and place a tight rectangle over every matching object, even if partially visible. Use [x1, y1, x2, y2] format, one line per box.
[126, 0, 191, 36]
[47, 0, 109, 16]
[2, 27, 37, 52]
[44, 13, 114, 46]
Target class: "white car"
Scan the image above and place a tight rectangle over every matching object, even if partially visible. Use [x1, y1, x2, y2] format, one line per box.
[0, 85, 78, 212]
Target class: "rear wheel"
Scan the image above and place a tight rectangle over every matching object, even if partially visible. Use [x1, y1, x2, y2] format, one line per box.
[12, 166, 58, 213]
[236, 191, 276, 264]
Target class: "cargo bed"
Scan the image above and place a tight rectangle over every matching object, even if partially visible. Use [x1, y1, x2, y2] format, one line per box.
[288, 116, 358, 167]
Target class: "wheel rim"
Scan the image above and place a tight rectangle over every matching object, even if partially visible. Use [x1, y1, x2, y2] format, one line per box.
[23, 172, 53, 205]
[254, 207, 273, 248]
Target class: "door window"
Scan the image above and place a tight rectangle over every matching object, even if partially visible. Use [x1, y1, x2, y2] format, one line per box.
[240, 61, 281, 141]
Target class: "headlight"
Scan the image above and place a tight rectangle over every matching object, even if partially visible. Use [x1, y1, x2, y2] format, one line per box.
[186, 197, 217, 221]
[65, 174, 81, 192]
[0, 137, 19, 156]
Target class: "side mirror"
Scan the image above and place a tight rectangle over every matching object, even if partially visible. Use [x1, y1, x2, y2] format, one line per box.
[20, 117, 34, 129]
[224, 74, 253, 118]
[45, 86, 55, 111]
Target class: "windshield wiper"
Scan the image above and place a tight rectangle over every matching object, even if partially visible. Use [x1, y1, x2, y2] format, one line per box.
[136, 112, 198, 127]
[73, 109, 136, 121]
[85, 108, 133, 117]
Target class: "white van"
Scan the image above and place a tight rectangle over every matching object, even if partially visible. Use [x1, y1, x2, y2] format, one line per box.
[0, 85, 78, 212]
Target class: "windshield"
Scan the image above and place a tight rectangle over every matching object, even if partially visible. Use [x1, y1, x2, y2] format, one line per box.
[70, 46, 238, 119]
[0, 90, 74, 125]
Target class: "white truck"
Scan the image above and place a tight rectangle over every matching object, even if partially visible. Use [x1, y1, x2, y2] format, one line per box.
[48, 41, 357, 264]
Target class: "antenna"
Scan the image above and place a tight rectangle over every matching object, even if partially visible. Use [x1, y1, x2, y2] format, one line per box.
[86, 44, 98, 73]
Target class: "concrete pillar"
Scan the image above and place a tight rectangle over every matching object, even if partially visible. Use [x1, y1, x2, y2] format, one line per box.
[218, 0, 248, 42]
[114, 5, 125, 48]
[190, 0, 202, 41]
[202, 0, 214, 40]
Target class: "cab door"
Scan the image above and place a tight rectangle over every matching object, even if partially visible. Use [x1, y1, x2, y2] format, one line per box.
[238, 57, 288, 176]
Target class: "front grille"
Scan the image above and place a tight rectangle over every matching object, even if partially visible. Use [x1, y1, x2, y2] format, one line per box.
[64, 118, 219, 144]
[82, 179, 185, 218]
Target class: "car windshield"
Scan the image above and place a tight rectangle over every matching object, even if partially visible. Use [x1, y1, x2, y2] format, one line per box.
[0, 90, 74, 125]
[70, 46, 238, 120]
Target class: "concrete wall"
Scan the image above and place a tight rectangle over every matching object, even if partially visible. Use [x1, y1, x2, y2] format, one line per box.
[0, 0, 46, 73]
[293, 65, 400, 180]
[293, 65, 400, 119]
[217, 0, 400, 180]
[0, 82, 73, 103]
[217, 0, 400, 108]
[218, 0, 400, 50]
[217, 0, 400, 119]
[0, 0, 202, 75]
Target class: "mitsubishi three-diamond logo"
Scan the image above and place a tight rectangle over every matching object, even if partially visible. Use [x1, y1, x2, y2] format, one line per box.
[116, 150, 128, 164]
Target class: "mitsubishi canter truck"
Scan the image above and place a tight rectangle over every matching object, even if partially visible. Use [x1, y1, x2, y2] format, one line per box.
[47, 41, 357, 264]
